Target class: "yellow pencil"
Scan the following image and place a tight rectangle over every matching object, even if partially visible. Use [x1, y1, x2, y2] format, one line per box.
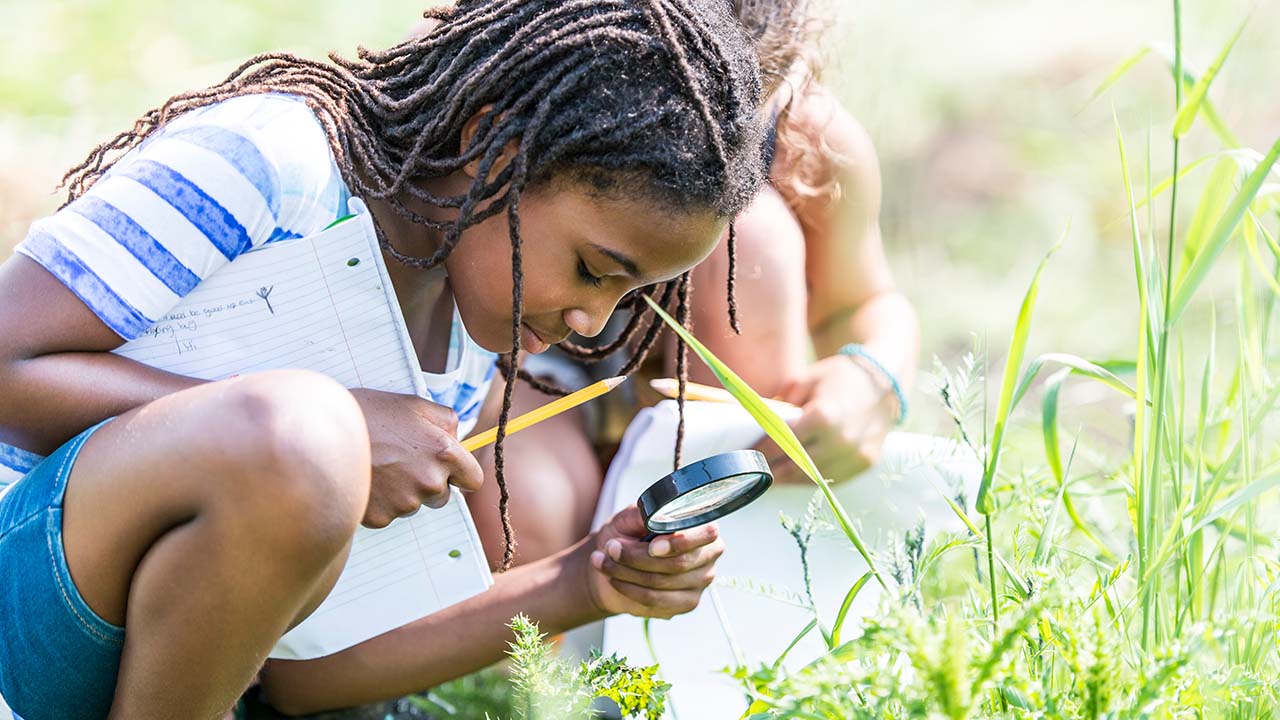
[648, 378, 800, 413]
[461, 376, 627, 451]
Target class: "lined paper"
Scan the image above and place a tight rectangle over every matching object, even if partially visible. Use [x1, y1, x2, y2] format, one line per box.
[115, 208, 494, 660]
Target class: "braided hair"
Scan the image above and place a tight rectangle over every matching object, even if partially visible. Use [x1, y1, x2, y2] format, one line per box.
[59, 0, 766, 570]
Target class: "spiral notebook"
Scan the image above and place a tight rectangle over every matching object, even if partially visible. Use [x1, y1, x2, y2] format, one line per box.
[113, 199, 494, 660]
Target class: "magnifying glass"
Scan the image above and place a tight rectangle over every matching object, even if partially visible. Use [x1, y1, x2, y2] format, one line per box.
[637, 450, 774, 540]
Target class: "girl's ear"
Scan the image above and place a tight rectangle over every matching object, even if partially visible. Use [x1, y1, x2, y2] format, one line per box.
[460, 104, 518, 181]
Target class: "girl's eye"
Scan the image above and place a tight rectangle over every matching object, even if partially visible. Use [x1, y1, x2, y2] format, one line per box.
[577, 257, 604, 288]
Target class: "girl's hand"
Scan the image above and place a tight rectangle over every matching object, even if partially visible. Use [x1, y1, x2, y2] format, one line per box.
[349, 388, 484, 528]
[754, 354, 899, 485]
[582, 506, 723, 619]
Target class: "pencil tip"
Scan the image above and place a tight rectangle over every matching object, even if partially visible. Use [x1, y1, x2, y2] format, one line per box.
[604, 376, 628, 389]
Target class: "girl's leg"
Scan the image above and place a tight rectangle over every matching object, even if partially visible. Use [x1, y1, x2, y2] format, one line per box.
[59, 370, 372, 720]
[468, 381, 601, 569]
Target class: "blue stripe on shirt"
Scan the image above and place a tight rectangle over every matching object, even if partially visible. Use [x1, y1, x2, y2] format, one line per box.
[18, 229, 153, 339]
[70, 196, 201, 296]
[167, 125, 280, 216]
[116, 159, 253, 261]
[267, 227, 304, 244]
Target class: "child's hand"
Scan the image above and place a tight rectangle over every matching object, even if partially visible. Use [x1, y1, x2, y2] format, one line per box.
[582, 506, 723, 619]
[349, 388, 484, 528]
[753, 354, 898, 485]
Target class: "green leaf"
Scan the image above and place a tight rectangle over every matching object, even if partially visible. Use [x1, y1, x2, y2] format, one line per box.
[1187, 474, 1280, 537]
[975, 245, 1059, 514]
[829, 571, 875, 648]
[1011, 352, 1139, 414]
[642, 295, 886, 588]
[1180, 157, 1244, 283]
[1169, 137, 1280, 324]
[1041, 368, 1072, 486]
[1084, 46, 1150, 108]
[1171, 16, 1249, 138]
[1149, 44, 1242, 147]
[769, 618, 818, 671]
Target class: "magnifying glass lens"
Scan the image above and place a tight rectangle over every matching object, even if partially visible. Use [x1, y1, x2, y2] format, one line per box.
[650, 474, 761, 523]
[638, 450, 774, 535]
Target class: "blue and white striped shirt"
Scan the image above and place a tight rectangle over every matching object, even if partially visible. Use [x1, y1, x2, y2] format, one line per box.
[1, 93, 497, 487]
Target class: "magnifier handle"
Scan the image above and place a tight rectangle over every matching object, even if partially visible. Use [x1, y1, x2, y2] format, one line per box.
[642, 531, 661, 543]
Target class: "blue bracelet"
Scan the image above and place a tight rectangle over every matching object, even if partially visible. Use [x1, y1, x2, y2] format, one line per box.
[837, 343, 908, 425]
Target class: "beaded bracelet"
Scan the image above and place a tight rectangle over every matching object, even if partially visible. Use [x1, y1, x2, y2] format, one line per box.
[837, 343, 908, 426]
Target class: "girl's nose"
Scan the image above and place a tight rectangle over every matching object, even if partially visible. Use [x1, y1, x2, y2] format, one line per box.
[563, 306, 609, 338]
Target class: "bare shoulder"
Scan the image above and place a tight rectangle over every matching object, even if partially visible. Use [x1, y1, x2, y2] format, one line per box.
[788, 84, 877, 165]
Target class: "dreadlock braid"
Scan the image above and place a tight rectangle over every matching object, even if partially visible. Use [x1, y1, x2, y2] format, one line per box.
[673, 272, 693, 470]
[60, 0, 766, 571]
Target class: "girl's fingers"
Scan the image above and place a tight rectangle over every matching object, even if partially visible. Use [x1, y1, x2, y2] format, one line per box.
[597, 555, 715, 592]
[603, 529, 721, 572]
[601, 539, 723, 578]
[607, 579, 702, 618]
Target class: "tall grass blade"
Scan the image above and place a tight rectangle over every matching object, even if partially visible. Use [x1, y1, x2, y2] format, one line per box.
[1186, 474, 1280, 537]
[1012, 352, 1138, 412]
[642, 295, 886, 588]
[1171, 16, 1249, 138]
[975, 245, 1060, 514]
[829, 571, 875, 648]
[1181, 158, 1244, 281]
[1169, 137, 1280, 324]
[1150, 44, 1242, 147]
[1084, 46, 1151, 108]
[1039, 369, 1115, 558]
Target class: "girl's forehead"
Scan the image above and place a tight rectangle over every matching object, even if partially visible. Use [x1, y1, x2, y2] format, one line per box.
[544, 185, 724, 279]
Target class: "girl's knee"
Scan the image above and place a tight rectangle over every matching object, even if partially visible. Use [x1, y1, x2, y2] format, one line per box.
[202, 370, 371, 552]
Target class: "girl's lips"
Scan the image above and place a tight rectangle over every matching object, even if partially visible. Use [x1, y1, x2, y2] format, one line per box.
[520, 323, 551, 354]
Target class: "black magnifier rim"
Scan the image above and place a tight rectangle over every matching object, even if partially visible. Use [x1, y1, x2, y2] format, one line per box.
[637, 450, 773, 534]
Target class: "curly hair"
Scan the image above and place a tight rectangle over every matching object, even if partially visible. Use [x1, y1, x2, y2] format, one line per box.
[59, 0, 767, 570]
[734, 0, 843, 201]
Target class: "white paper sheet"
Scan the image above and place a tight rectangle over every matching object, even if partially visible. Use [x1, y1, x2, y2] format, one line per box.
[114, 203, 493, 660]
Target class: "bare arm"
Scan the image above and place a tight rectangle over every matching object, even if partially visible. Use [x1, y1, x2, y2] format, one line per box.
[260, 506, 722, 714]
[785, 85, 919, 389]
[0, 255, 202, 455]
[260, 539, 604, 712]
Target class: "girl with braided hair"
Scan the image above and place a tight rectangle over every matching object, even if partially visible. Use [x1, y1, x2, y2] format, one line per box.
[467, 0, 919, 574]
[0, 1, 766, 717]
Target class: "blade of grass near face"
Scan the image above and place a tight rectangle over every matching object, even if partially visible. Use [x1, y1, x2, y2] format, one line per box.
[642, 295, 887, 589]
[974, 244, 1059, 514]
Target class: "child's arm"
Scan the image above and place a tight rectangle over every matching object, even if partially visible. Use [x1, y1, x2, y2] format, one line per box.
[0, 255, 202, 455]
[772, 85, 920, 482]
[688, 84, 919, 484]
[259, 506, 723, 713]
[0, 255, 483, 529]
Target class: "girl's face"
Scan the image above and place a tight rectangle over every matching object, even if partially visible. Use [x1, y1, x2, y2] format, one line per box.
[444, 182, 725, 355]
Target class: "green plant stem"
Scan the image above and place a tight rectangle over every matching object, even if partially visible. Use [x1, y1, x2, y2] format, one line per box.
[986, 513, 999, 629]
[1142, 0, 1183, 653]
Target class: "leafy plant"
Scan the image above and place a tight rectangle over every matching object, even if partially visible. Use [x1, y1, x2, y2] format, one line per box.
[504, 614, 669, 720]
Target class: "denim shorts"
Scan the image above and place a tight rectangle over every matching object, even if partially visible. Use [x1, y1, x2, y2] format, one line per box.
[0, 420, 123, 720]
